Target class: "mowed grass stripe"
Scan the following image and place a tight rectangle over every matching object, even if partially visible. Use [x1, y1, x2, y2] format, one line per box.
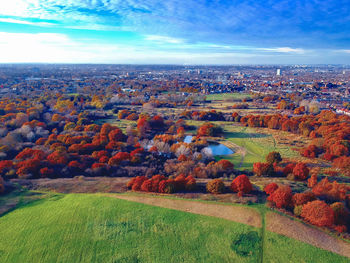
[0, 194, 261, 263]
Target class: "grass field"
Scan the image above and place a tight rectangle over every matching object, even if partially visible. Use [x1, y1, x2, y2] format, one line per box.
[187, 120, 299, 170]
[0, 193, 260, 263]
[264, 231, 349, 263]
[0, 192, 348, 263]
[219, 125, 299, 170]
[205, 93, 251, 101]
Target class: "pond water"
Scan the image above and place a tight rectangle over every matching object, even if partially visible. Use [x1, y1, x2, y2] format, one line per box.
[184, 136, 234, 156]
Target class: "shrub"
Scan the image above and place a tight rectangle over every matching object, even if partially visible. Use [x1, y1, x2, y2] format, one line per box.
[330, 202, 349, 226]
[307, 174, 318, 188]
[267, 185, 293, 209]
[159, 179, 175, 193]
[206, 179, 225, 194]
[141, 179, 153, 192]
[231, 174, 253, 197]
[253, 162, 274, 177]
[266, 151, 282, 164]
[217, 159, 234, 171]
[127, 177, 137, 189]
[312, 178, 347, 201]
[282, 163, 296, 176]
[292, 163, 309, 180]
[129, 176, 147, 191]
[174, 174, 187, 191]
[292, 192, 316, 206]
[264, 183, 278, 195]
[0, 176, 4, 194]
[301, 200, 334, 227]
[294, 205, 303, 216]
[185, 175, 196, 191]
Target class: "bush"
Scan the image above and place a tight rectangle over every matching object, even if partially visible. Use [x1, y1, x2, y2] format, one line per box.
[0, 176, 4, 194]
[312, 178, 347, 201]
[253, 162, 274, 177]
[217, 159, 234, 171]
[206, 179, 225, 194]
[301, 200, 334, 227]
[185, 175, 196, 191]
[231, 175, 252, 197]
[267, 185, 293, 209]
[129, 176, 147, 191]
[282, 163, 296, 176]
[294, 205, 303, 216]
[292, 163, 309, 180]
[266, 151, 282, 164]
[330, 202, 349, 226]
[307, 174, 318, 188]
[264, 183, 278, 195]
[174, 174, 187, 191]
[159, 179, 175, 193]
[292, 192, 316, 206]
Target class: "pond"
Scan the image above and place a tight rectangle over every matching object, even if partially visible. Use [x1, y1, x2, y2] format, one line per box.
[184, 136, 234, 156]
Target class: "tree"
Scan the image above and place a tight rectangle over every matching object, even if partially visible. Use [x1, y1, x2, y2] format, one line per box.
[230, 174, 253, 197]
[253, 162, 274, 177]
[206, 179, 225, 194]
[301, 200, 334, 227]
[0, 176, 4, 194]
[292, 192, 316, 206]
[264, 183, 278, 195]
[293, 163, 309, 180]
[267, 185, 292, 208]
[266, 151, 282, 164]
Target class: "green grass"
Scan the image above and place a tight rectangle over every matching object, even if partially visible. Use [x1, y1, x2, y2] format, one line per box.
[0, 192, 348, 263]
[264, 231, 349, 263]
[205, 93, 251, 101]
[0, 193, 260, 263]
[186, 120, 298, 170]
[218, 124, 298, 170]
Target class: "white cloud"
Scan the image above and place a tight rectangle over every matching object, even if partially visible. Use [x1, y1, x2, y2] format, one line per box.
[144, 35, 184, 44]
[0, 17, 54, 26]
[257, 47, 305, 54]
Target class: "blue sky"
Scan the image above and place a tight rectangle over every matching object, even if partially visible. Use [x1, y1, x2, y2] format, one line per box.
[0, 0, 349, 64]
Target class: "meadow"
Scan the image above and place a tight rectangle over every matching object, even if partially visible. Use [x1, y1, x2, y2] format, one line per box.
[0, 192, 348, 263]
[205, 93, 252, 101]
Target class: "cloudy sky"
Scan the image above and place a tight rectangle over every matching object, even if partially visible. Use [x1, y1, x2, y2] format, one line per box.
[0, 0, 349, 64]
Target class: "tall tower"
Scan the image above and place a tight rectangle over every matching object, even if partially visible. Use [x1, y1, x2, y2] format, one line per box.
[276, 69, 281, 76]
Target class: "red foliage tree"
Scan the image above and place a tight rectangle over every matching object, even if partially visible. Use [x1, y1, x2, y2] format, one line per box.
[185, 175, 196, 191]
[253, 162, 274, 177]
[0, 160, 13, 174]
[292, 163, 309, 180]
[301, 200, 334, 227]
[264, 183, 278, 195]
[267, 185, 293, 208]
[108, 128, 125, 142]
[40, 167, 54, 178]
[230, 174, 253, 197]
[292, 192, 316, 206]
[312, 178, 347, 201]
[47, 151, 68, 165]
[159, 179, 175, 193]
[283, 163, 296, 176]
[108, 152, 131, 166]
[217, 159, 234, 171]
[307, 174, 318, 188]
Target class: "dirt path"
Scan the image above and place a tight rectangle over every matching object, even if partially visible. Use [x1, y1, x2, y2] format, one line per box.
[110, 194, 350, 259]
[112, 194, 262, 228]
[266, 212, 350, 258]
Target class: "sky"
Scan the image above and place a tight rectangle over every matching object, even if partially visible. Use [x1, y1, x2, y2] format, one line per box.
[0, 0, 349, 64]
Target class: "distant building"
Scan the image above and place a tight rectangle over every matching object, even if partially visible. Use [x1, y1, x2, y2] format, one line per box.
[276, 69, 281, 76]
